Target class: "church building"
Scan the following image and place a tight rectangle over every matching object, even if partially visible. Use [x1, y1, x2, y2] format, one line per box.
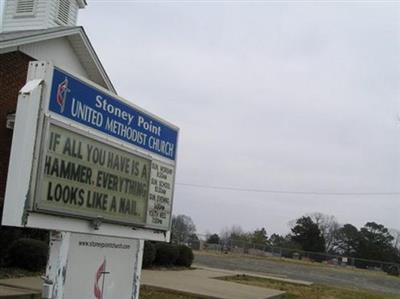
[0, 0, 115, 207]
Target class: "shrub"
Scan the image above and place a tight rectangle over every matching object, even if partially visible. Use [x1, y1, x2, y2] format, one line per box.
[22, 228, 49, 242]
[0, 228, 48, 267]
[384, 264, 399, 276]
[154, 243, 179, 266]
[309, 252, 326, 263]
[0, 201, 22, 266]
[0, 201, 48, 267]
[175, 245, 194, 267]
[0, 227, 22, 266]
[142, 241, 156, 268]
[7, 238, 48, 271]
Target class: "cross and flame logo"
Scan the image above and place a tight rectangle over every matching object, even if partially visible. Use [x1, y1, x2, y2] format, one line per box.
[56, 77, 69, 113]
[94, 258, 109, 299]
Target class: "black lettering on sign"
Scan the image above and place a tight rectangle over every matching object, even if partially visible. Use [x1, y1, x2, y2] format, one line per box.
[46, 182, 84, 206]
[153, 203, 165, 211]
[159, 181, 170, 189]
[156, 195, 169, 204]
[62, 137, 83, 159]
[127, 180, 147, 197]
[119, 198, 137, 215]
[46, 181, 55, 201]
[157, 172, 167, 179]
[149, 209, 158, 217]
[107, 152, 130, 174]
[44, 156, 92, 185]
[130, 160, 139, 176]
[78, 188, 85, 206]
[86, 144, 106, 166]
[110, 196, 117, 212]
[141, 164, 148, 179]
[160, 166, 172, 175]
[49, 132, 61, 152]
[96, 170, 118, 191]
[86, 191, 108, 211]
[155, 186, 166, 195]
[152, 218, 162, 224]
[107, 151, 113, 169]
[96, 170, 148, 197]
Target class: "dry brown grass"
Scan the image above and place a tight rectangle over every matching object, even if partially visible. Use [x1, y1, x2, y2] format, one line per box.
[0, 267, 42, 279]
[140, 285, 203, 299]
[218, 274, 400, 299]
[195, 250, 400, 281]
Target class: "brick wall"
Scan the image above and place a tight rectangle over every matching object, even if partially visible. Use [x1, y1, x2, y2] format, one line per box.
[0, 51, 35, 200]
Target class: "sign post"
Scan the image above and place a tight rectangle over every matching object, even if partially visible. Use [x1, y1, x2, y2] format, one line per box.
[2, 61, 179, 298]
[44, 232, 144, 299]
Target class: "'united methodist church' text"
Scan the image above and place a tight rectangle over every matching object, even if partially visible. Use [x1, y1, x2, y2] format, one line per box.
[49, 68, 178, 161]
[70, 96, 174, 159]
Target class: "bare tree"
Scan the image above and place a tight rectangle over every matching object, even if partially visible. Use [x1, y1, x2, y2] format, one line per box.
[307, 212, 340, 252]
[171, 214, 196, 244]
[389, 228, 400, 250]
[219, 225, 249, 245]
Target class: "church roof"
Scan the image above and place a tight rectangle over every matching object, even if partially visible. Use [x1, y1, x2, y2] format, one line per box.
[0, 26, 116, 93]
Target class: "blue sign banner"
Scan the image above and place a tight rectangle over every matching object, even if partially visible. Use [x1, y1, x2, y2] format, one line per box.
[48, 68, 178, 161]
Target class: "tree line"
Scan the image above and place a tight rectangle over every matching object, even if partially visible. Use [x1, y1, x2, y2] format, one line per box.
[170, 212, 400, 274]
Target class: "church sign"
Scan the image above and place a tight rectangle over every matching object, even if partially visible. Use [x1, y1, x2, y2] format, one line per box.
[3, 63, 178, 234]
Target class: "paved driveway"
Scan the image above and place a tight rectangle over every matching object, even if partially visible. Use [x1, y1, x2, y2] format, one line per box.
[0, 270, 285, 299]
[142, 268, 284, 299]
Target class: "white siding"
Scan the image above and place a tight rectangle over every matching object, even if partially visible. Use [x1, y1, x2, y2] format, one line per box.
[47, 1, 59, 27]
[48, 0, 79, 27]
[20, 37, 89, 77]
[2, 0, 49, 32]
[68, 2, 79, 26]
[1, 0, 82, 32]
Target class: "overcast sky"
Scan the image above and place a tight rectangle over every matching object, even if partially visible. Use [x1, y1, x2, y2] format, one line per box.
[3, 1, 398, 235]
[75, 1, 400, 236]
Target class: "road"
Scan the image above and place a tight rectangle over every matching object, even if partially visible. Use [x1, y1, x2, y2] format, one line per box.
[194, 252, 400, 296]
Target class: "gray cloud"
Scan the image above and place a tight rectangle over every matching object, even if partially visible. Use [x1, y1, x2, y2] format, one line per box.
[69, 2, 400, 234]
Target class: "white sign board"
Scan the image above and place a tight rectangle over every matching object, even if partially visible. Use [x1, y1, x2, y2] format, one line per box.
[38, 123, 151, 226]
[46, 232, 142, 299]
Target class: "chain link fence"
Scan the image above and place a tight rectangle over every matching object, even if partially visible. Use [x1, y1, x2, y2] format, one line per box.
[189, 235, 400, 276]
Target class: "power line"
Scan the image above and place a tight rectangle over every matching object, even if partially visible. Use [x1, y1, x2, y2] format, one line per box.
[175, 182, 400, 196]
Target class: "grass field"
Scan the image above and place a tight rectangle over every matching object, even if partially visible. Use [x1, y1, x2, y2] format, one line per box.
[2, 265, 398, 299]
[140, 285, 202, 299]
[195, 251, 400, 295]
[218, 274, 400, 299]
[196, 250, 399, 280]
[0, 267, 42, 279]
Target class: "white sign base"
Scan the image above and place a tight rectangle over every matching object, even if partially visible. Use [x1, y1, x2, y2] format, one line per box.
[45, 232, 143, 299]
